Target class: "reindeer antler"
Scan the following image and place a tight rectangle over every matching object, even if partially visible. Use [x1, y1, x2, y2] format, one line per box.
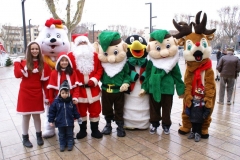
[194, 11, 216, 35]
[172, 19, 193, 39]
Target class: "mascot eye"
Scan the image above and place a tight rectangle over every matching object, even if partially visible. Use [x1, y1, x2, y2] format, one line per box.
[202, 41, 207, 48]
[114, 50, 118, 55]
[187, 44, 192, 50]
[56, 33, 61, 38]
[130, 37, 135, 43]
[166, 43, 171, 49]
[46, 33, 51, 38]
[156, 46, 161, 51]
[138, 37, 143, 43]
[104, 52, 108, 56]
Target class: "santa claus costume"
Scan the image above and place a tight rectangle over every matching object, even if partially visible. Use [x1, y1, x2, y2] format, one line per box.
[47, 52, 80, 104]
[14, 42, 51, 148]
[68, 34, 103, 139]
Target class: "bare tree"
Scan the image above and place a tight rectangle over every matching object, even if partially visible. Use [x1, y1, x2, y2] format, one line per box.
[45, 0, 85, 40]
[218, 6, 240, 47]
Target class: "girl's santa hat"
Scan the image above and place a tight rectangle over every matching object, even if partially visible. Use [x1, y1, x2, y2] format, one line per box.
[72, 33, 90, 46]
[55, 52, 73, 70]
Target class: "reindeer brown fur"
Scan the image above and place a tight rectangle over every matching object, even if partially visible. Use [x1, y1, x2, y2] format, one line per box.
[173, 11, 216, 138]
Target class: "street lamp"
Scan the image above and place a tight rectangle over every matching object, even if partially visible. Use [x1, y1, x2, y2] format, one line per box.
[92, 24, 96, 43]
[29, 19, 31, 43]
[21, 0, 27, 53]
[145, 3, 157, 33]
[188, 15, 194, 25]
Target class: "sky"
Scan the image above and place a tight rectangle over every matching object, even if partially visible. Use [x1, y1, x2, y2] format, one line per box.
[0, 0, 239, 32]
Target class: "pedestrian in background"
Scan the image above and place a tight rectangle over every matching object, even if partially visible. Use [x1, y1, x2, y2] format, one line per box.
[215, 48, 222, 81]
[216, 48, 240, 105]
[14, 42, 51, 148]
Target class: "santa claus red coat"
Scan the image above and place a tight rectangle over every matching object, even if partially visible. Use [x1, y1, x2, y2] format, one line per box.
[14, 60, 51, 114]
[68, 52, 103, 104]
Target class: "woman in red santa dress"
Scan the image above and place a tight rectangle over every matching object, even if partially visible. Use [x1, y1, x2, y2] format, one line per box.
[47, 52, 80, 105]
[14, 42, 51, 148]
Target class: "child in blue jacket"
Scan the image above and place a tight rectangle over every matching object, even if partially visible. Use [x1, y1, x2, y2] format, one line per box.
[48, 80, 81, 152]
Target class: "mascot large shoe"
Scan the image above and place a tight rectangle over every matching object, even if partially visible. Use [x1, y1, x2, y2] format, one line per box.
[35, 18, 70, 138]
[172, 11, 216, 138]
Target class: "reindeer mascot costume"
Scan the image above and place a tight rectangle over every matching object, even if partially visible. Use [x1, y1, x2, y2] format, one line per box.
[173, 11, 216, 138]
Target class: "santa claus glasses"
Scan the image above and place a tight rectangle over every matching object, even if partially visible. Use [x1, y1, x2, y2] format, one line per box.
[77, 41, 88, 45]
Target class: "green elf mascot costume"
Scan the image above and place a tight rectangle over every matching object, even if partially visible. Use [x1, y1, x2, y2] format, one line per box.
[98, 31, 131, 137]
[139, 30, 185, 135]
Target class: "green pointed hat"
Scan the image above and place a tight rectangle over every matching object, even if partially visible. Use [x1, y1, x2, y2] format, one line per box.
[150, 30, 170, 43]
[98, 31, 121, 52]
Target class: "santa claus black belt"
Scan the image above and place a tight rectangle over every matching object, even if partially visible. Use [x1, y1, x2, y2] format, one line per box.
[80, 84, 90, 88]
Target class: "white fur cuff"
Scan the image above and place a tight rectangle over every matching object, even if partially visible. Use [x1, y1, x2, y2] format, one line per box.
[13, 57, 21, 63]
[90, 77, 98, 87]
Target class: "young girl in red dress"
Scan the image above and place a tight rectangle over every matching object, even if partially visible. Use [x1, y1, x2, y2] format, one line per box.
[47, 52, 80, 105]
[14, 42, 51, 148]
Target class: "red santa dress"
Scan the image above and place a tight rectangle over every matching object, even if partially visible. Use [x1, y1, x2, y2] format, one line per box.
[68, 52, 103, 122]
[47, 54, 80, 104]
[14, 60, 51, 115]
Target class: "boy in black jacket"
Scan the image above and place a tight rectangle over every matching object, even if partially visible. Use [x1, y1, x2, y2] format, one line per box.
[186, 88, 211, 142]
[48, 80, 81, 152]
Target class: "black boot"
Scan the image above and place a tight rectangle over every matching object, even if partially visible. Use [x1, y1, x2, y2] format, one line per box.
[90, 121, 103, 139]
[102, 118, 112, 135]
[76, 121, 87, 139]
[22, 134, 33, 148]
[116, 121, 126, 137]
[36, 131, 44, 146]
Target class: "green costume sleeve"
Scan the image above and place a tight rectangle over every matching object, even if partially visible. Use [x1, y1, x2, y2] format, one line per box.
[171, 63, 185, 96]
[130, 70, 139, 82]
[123, 64, 131, 84]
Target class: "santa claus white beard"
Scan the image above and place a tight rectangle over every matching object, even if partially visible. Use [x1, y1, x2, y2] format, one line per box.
[73, 45, 94, 75]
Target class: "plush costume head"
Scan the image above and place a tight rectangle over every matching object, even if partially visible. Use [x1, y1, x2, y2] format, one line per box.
[98, 31, 128, 64]
[173, 11, 216, 62]
[35, 18, 70, 69]
[147, 29, 179, 73]
[125, 35, 148, 59]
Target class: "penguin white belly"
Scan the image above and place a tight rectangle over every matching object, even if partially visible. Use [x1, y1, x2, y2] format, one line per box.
[124, 66, 150, 129]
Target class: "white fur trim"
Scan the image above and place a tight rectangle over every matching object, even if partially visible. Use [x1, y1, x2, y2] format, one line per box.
[148, 52, 179, 73]
[47, 84, 59, 90]
[101, 57, 127, 77]
[44, 99, 49, 103]
[17, 111, 45, 115]
[32, 68, 39, 73]
[21, 69, 28, 77]
[78, 94, 101, 104]
[74, 36, 90, 46]
[81, 116, 87, 121]
[89, 117, 100, 122]
[13, 58, 21, 63]
[72, 97, 78, 102]
[40, 70, 49, 81]
[90, 77, 98, 87]
[55, 54, 73, 70]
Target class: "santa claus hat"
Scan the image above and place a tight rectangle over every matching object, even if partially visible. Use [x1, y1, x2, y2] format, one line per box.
[194, 88, 204, 98]
[55, 52, 73, 70]
[72, 33, 90, 45]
